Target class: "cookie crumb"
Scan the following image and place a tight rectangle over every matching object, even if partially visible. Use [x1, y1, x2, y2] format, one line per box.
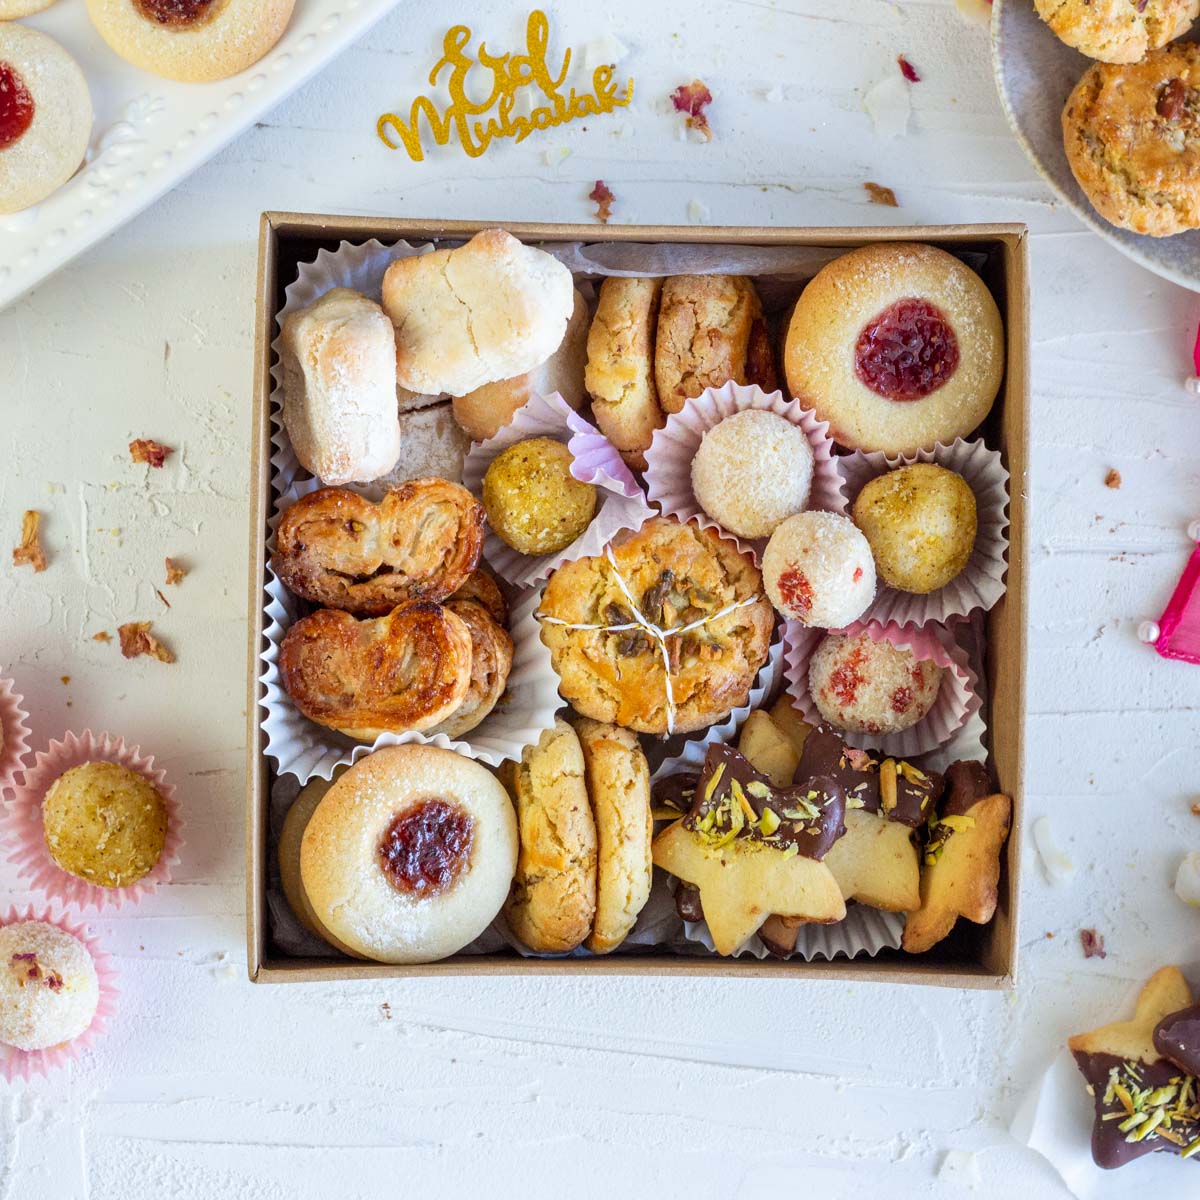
[1104, 468, 1121, 489]
[12, 510, 47, 573]
[165, 558, 187, 586]
[864, 181, 899, 206]
[91, 631, 111, 643]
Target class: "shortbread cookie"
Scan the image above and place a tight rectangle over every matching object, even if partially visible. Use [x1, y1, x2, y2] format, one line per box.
[654, 275, 770, 414]
[383, 230, 575, 396]
[503, 718, 598, 954]
[784, 243, 1004, 453]
[427, 600, 513, 739]
[902, 760, 1011, 954]
[1068, 967, 1200, 1169]
[300, 746, 517, 964]
[85, 0, 295, 83]
[736, 709, 801, 788]
[585, 276, 665, 470]
[0, 0, 58, 17]
[1063, 45, 1200, 237]
[278, 288, 401, 486]
[0, 24, 92, 215]
[452, 289, 589, 441]
[1035, 0, 1198, 64]
[575, 719, 652, 954]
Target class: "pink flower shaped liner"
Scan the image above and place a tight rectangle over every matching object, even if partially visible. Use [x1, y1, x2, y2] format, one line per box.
[3, 730, 183, 912]
[784, 619, 980, 759]
[0, 676, 32, 799]
[643, 380, 848, 564]
[0, 904, 118, 1082]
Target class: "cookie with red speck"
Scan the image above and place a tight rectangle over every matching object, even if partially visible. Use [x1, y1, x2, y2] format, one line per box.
[761, 511, 875, 627]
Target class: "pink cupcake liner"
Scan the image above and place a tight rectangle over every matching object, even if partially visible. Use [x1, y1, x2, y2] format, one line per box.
[0, 676, 32, 799]
[784, 620, 980, 759]
[2, 731, 184, 912]
[839, 438, 1010, 627]
[0, 904, 118, 1082]
[462, 391, 654, 588]
[643, 381, 848, 564]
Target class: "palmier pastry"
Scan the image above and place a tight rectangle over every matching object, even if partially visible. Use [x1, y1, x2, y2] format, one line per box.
[0, 24, 92, 216]
[428, 600, 513, 739]
[784, 243, 1003, 454]
[449, 567, 508, 626]
[84, 0, 296, 84]
[272, 480, 485, 616]
[538, 517, 774, 736]
[279, 602, 473, 741]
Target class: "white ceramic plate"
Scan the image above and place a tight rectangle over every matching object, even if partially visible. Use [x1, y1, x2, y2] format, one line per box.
[0, 0, 399, 311]
[992, 0, 1200, 291]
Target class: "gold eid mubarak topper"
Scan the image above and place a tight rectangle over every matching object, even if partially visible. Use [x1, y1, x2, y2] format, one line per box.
[377, 10, 634, 161]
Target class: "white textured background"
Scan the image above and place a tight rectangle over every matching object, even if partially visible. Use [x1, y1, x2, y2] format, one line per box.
[1, 1, 1198, 1196]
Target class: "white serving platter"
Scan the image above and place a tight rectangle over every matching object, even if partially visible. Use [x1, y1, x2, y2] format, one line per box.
[992, 0, 1200, 292]
[0, 0, 399, 311]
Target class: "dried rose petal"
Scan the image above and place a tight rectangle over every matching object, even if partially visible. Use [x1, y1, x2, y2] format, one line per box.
[1104, 468, 1121, 489]
[129, 438, 173, 468]
[864, 181, 899, 207]
[897, 54, 921, 83]
[155, 588, 171, 609]
[1079, 928, 1106, 959]
[589, 180, 615, 224]
[12, 510, 47, 572]
[1192, 802, 1200, 816]
[165, 557, 187, 585]
[118, 621, 175, 664]
[670, 79, 713, 139]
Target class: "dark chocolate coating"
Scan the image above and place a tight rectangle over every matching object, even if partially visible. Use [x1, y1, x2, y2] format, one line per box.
[941, 759, 993, 818]
[1156, 1005, 1200, 1078]
[674, 882, 704, 924]
[686, 742, 846, 861]
[653, 773, 699, 816]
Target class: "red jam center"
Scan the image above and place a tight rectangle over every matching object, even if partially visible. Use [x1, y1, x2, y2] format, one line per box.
[134, 0, 219, 27]
[0, 63, 35, 153]
[378, 800, 473, 897]
[854, 298, 959, 402]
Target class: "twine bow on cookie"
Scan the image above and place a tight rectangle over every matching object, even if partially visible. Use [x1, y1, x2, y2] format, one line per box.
[537, 545, 763, 735]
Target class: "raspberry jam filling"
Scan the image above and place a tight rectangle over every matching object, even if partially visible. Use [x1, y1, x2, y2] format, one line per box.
[0, 62, 34, 152]
[134, 0, 220, 27]
[854, 297, 959, 402]
[378, 799, 473, 897]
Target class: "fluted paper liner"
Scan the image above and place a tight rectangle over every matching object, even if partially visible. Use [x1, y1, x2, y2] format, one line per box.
[0, 905, 118, 1082]
[2, 731, 184, 912]
[643, 381, 848, 563]
[785, 620, 980, 759]
[0, 676, 31, 797]
[839, 438, 1010, 627]
[462, 391, 654, 588]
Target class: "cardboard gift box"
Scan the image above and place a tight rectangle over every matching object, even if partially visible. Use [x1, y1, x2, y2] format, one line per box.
[246, 215, 1028, 987]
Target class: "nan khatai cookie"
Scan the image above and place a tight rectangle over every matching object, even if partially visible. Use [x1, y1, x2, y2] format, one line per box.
[0, 25, 91, 216]
[784, 243, 1004, 454]
[654, 275, 777, 414]
[1063, 45, 1200, 237]
[574, 719, 652, 954]
[1035, 0, 1199, 64]
[85, 0, 295, 83]
[299, 746, 518, 964]
[585, 277, 666, 470]
[503, 719, 598, 954]
[538, 517, 774, 736]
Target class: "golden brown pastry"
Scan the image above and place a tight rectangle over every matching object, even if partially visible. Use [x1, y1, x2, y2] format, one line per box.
[427, 600, 513, 739]
[279, 602, 473, 741]
[1035, 0, 1198, 64]
[448, 567, 508, 626]
[272, 480, 484, 616]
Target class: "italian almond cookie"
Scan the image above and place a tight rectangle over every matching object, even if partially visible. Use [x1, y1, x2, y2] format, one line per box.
[0, 24, 92, 216]
[85, 0, 296, 83]
[584, 276, 666, 470]
[1035, 0, 1199, 64]
[574, 719, 652, 954]
[383, 230, 575, 397]
[502, 718, 598, 954]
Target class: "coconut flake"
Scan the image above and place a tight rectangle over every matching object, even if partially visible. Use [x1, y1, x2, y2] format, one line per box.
[1175, 852, 1200, 907]
[1032, 816, 1075, 885]
[687, 198, 711, 224]
[937, 1149, 981, 1189]
[582, 34, 630, 73]
[863, 74, 911, 140]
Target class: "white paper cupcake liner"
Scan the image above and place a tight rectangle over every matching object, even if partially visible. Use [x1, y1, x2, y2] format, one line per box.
[462, 392, 654, 589]
[839, 439, 1010, 627]
[785, 619, 980, 759]
[643, 381, 848, 564]
[260, 516, 563, 780]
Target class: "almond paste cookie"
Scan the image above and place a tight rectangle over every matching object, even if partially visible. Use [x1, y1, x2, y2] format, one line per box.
[574, 719, 652, 954]
[584, 276, 665, 470]
[503, 718, 598, 954]
[85, 0, 296, 83]
[1063, 45, 1200, 237]
[0, 24, 91, 216]
[1035, 0, 1199, 64]
[784, 243, 1004, 454]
